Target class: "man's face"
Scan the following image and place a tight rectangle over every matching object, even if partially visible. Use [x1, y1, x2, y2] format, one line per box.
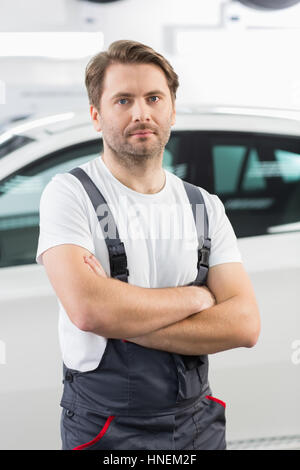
[90, 62, 176, 165]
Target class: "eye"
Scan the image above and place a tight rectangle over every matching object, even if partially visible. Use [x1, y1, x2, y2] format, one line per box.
[118, 98, 128, 105]
[149, 96, 159, 103]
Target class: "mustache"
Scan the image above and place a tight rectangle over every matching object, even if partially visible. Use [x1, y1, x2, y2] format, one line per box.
[126, 125, 157, 135]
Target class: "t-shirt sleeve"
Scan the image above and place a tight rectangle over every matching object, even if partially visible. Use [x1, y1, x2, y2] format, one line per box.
[36, 173, 95, 266]
[201, 191, 242, 268]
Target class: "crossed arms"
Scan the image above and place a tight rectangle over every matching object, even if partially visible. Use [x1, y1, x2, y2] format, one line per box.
[42, 244, 261, 356]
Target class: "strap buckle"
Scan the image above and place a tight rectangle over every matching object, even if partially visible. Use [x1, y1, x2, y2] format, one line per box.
[108, 242, 129, 279]
[197, 238, 211, 269]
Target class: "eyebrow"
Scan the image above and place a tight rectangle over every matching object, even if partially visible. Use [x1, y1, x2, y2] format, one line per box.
[111, 90, 167, 100]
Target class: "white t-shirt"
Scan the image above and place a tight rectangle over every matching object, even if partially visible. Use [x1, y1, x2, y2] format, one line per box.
[36, 155, 242, 372]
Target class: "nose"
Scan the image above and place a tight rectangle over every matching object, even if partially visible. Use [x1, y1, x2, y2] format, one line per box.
[131, 99, 151, 122]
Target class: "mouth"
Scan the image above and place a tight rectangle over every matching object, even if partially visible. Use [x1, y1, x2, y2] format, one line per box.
[130, 130, 154, 137]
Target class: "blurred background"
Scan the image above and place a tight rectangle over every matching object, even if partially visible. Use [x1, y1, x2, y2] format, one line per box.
[0, 0, 300, 123]
[0, 0, 299, 451]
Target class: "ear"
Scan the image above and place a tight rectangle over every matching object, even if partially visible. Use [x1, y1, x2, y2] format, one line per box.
[90, 105, 102, 132]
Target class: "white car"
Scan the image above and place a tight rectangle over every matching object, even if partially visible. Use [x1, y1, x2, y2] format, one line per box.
[0, 106, 299, 450]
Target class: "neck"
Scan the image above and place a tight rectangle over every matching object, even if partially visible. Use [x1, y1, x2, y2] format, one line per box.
[101, 150, 166, 195]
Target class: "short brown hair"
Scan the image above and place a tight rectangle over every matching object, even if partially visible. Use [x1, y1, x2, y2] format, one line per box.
[85, 40, 179, 110]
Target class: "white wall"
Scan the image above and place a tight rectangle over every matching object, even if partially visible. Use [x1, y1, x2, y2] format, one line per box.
[0, 0, 300, 124]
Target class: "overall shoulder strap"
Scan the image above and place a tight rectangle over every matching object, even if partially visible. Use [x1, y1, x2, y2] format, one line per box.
[68, 167, 129, 283]
[182, 180, 211, 286]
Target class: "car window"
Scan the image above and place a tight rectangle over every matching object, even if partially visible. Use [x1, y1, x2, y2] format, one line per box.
[242, 149, 267, 191]
[0, 141, 102, 268]
[207, 133, 300, 238]
[213, 145, 245, 194]
[162, 133, 189, 179]
[274, 149, 300, 183]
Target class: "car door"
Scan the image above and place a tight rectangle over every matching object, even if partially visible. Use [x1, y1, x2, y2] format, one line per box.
[195, 131, 300, 448]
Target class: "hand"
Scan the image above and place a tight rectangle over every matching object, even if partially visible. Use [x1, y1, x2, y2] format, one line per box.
[201, 286, 216, 310]
[197, 285, 216, 311]
[83, 254, 108, 278]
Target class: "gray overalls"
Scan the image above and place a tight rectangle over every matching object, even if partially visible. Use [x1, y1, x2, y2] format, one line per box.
[60, 167, 226, 450]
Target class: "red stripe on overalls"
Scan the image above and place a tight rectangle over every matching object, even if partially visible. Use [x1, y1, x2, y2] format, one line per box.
[205, 395, 226, 408]
[73, 416, 115, 450]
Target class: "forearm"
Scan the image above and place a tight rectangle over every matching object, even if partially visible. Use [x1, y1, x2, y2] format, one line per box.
[85, 276, 206, 338]
[126, 295, 260, 355]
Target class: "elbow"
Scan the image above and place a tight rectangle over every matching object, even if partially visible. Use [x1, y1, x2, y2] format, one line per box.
[242, 308, 261, 349]
[74, 314, 108, 335]
[71, 303, 106, 334]
[72, 304, 114, 336]
[74, 315, 94, 332]
[72, 310, 95, 332]
[244, 329, 260, 349]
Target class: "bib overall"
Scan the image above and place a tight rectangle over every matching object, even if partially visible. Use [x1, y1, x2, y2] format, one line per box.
[60, 167, 226, 450]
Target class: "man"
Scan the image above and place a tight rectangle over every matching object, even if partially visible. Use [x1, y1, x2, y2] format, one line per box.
[36, 40, 260, 450]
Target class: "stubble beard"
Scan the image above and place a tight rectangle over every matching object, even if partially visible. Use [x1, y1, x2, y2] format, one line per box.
[102, 123, 172, 169]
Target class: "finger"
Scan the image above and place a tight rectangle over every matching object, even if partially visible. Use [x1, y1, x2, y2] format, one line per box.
[84, 256, 107, 277]
[84, 257, 102, 273]
[84, 255, 98, 267]
[84, 259, 96, 272]
[84, 256, 99, 272]
[85, 255, 102, 269]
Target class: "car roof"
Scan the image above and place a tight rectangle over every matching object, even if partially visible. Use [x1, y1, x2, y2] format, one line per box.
[1, 105, 300, 144]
